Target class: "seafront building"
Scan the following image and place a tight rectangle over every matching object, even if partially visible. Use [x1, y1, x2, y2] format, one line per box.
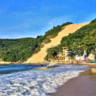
[50, 47, 70, 63]
[49, 47, 96, 64]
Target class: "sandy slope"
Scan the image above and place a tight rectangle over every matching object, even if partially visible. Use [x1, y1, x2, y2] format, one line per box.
[24, 22, 89, 64]
[0, 61, 11, 64]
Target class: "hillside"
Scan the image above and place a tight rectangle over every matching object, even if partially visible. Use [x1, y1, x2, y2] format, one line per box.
[0, 22, 71, 63]
[0, 38, 44, 62]
[46, 19, 96, 60]
[25, 22, 89, 64]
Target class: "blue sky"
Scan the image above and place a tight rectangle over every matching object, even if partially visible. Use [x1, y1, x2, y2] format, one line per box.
[0, 0, 96, 39]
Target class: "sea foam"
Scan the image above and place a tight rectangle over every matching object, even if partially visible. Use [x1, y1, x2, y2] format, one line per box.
[0, 65, 88, 96]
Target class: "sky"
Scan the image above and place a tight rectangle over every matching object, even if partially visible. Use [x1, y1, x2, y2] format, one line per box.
[0, 0, 96, 39]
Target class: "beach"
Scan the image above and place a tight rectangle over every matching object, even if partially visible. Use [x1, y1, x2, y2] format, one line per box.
[52, 67, 96, 96]
[0, 64, 87, 96]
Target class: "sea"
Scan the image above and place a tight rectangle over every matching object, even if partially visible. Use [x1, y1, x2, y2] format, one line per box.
[0, 64, 88, 96]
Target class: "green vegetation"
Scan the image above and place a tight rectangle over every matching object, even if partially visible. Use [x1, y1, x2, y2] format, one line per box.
[0, 37, 44, 62]
[46, 19, 96, 60]
[44, 22, 72, 39]
[1, 18, 96, 62]
[0, 22, 72, 62]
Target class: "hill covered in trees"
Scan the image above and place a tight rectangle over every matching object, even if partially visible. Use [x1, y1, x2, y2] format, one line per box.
[0, 22, 72, 62]
[1, 18, 96, 63]
[0, 38, 43, 62]
[46, 19, 96, 60]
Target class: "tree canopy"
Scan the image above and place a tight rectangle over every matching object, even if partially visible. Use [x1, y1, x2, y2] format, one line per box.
[46, 19, 96, 60]
[0, 22, 72, 62]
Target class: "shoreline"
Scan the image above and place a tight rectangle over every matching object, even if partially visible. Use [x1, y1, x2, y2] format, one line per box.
[0, 61, 96, 66]
[52, 67, 96, 96]
[0, 64, 86, 96]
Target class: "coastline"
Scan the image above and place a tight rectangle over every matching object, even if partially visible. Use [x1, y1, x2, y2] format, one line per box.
[0, 61, 96, 96]
[0, 64, 87, 96]
[52, 67, 96, 96]
[0, 60, 96, 66]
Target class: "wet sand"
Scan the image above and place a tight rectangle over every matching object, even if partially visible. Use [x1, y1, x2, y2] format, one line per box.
[52, 67, 96, 96]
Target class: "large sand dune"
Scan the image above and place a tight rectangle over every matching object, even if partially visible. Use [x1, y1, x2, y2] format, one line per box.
[24, 22, 89, 64]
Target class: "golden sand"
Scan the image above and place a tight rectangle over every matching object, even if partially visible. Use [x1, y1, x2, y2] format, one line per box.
[24, 22, 89, 64]
[53, 67, 96, 96]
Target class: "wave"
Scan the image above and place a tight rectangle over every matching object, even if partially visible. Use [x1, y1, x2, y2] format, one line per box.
[0, 65, 88, 96]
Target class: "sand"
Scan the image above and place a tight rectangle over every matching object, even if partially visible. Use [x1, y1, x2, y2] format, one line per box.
[25, 22, 89, 64]
[0, 61, 11, 64]
[52, 67, 96, 96]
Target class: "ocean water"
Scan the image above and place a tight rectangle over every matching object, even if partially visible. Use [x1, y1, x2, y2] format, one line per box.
[0, 64, 43, 74]
[0, 64, 88, 96]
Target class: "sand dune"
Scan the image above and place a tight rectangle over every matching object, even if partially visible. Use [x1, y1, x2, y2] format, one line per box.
[24, 22, 89, 64]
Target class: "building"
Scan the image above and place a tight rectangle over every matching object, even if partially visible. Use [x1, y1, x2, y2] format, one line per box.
[50, 47, 70, 62]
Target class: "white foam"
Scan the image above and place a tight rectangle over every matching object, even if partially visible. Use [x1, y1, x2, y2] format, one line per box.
[0, 65, 88, 96]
